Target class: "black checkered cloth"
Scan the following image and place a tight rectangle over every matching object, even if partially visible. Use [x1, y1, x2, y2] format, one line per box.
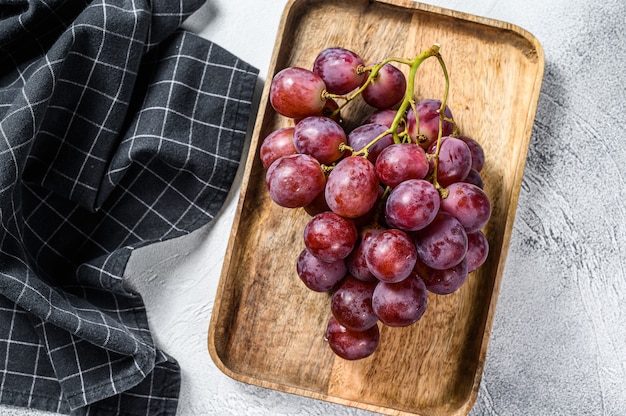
[0, 1, 258, 415]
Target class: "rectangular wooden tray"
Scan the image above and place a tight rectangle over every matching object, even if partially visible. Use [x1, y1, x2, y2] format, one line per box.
[208, 0, 544, 415]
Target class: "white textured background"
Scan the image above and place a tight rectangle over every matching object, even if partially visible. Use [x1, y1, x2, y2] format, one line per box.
[3, 0, 626, 415]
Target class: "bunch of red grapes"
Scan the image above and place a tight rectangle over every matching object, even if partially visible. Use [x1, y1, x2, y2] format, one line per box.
[260, 45, 491, 360]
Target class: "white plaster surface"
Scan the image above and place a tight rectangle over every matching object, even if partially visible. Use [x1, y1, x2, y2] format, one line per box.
[2, 0, 626, 415]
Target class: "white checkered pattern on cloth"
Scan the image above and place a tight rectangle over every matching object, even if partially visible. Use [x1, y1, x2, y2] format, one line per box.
[0, 1, 258, 414]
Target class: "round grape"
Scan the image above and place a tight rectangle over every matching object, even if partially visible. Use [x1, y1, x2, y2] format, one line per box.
[362, 63, 406, 109]
[345, 227, 384, 282]
[347, 123, 394, 163]
[375, 143, 429, 188]
[312, 47, 366, 95]
[414, 211, 468, 270]
[415, 257, 469, 295]
[270, 67, 327, 119]
[466, 231, 489, 272]
[440, 182, 492, 233]
[365, 228, 418, 283]
[331, 276, 378, 331]
[458, 135, 485, 172]
[266, 154, 325, 208]
[294, 116, 347, 164]
[325, 156, 379, 218]
[385, 179, 440, 231]
[372, 272, 428, 327]
[349, 185, 384, 228]
[303, 211, 358, 262]
[325, 316, 379, 360]
[296, 248, 346, 292]
[463, 168, 484, 189]
[361, 109, 402, 133]
[260, 127, 296, 170]
[429, 136, 472, 188]
[303, 187, 330, 217]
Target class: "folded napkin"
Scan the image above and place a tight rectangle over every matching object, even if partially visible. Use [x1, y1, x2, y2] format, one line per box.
[0, 1, 258, 414]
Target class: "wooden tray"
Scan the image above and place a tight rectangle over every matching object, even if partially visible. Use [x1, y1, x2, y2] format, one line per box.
[208, 0, 544, 415]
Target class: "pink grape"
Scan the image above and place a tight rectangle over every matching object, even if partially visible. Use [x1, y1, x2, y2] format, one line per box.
[463, 168, 484, 189]
[325, 316, 379, 360]
[440, 182, 492, 233]
[347, 123, 394, 163]
[345, 227, 384, 282]
[362, 63, 406, 109]
[385, 179, 440, 231]
[459, 135, 485, 172]
[365, 229, 418, 283]
[372, 272, 428, 327]
[260, 127, 296, 170]
[331, 276, 378, 331]
[375, 143, 429, 188]
[266, 154, 325, 208]
[296, 248, 346, 292]
[429, 136, 472, 188]
[312, 47, 366, 95]
[293, 116, 347, 164]
[466, 231, 489, 272]
[414, 211, 468, 270]
[415, 257, 469, 295]
[303, 211, 358, 262]
[407, 99, 454, 149]
[325, 156, 379, 218]
[270, 67, 327, 119]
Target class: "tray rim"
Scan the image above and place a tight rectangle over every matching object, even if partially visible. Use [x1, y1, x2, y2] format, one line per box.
[208, 0, 545, 414]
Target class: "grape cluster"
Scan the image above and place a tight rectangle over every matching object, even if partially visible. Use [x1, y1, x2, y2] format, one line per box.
[261, 45, 491, 360]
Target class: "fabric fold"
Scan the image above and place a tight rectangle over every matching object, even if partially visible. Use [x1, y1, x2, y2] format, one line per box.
[0, 0, 259, 414]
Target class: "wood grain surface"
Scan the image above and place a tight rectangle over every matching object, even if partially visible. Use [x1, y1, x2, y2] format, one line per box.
[208, 0, 544, 415]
